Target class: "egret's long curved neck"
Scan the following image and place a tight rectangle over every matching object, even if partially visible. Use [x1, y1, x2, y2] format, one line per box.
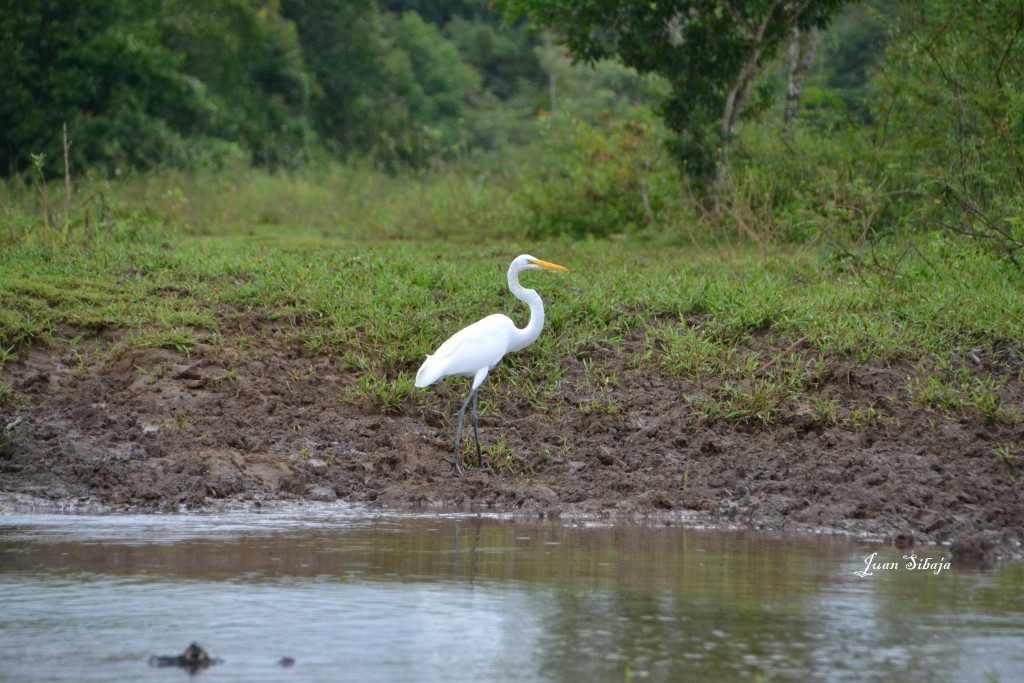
[507, 266, 544, 353]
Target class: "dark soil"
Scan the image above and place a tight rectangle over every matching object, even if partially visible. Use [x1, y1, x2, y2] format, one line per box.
[2, 317, 1022, 562]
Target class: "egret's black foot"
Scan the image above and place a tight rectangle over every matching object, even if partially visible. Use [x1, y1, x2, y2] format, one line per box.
[441, 455, 463, 475]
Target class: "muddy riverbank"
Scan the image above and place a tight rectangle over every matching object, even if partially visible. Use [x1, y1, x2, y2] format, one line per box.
[2, 322, 1022, 562]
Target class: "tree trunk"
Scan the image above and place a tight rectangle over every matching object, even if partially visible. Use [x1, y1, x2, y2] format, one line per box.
[783, 26, 820, 131]
[722, 47, 764, 140]
[718, 45, 764, 183]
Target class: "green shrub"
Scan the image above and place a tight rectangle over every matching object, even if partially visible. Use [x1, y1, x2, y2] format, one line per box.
[713, 124, 911, 247]
[867, 0, 1024, 266]
[510, 109, 678, 239]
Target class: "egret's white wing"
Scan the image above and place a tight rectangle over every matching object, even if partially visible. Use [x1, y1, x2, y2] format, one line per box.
[415, 314, 515, 387]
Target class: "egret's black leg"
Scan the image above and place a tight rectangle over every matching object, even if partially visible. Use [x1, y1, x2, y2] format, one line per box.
[443, 388, 476, 475]
[471, 390, 482, 468]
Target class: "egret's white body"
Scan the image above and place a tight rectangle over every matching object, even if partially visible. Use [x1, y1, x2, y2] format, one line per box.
[416, 254, 568, 473]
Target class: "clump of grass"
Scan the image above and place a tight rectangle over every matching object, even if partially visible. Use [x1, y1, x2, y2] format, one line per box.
[119, 328, 199, 356]
[210, 368, 237, 384]
[481, 433, 535, 477]
[497, 345, 571, 413]
[807, 397, 841, 428]
[344, 374, 417, 415]
[286, 365, 317, 382]
[577, 397, 620, 415]
[647, 323, 736, 379]
[995, 445, 1021, 475]
[906, 359, 1017, 423]
[134, 362, 168, 384]
[0, 343, 16, 371]
[0, 380, 14, 408]
[717, 378, 792, 426]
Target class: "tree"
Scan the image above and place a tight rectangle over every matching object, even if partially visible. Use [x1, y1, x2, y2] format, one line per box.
[281, 0, 392, 159]
[386, 12, 482, 127]
[445, 16, 546, 101]
[875, 0, 1024, 265]
[811, 1, 891, 122]
[283, 2, 485, 168]
[160, 0, 314, 168]
[0, 0, 210, 174]
[0, 0, 314, 175]
[497, 0, 849, 184]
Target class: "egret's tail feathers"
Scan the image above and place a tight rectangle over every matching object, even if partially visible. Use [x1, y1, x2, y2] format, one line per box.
[415, 355, 441, 388]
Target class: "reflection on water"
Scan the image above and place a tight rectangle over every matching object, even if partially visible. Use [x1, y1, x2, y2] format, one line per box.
[1, 507, 1022, 682]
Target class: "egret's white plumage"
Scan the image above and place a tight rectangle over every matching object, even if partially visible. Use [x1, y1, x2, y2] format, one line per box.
[416, 254, 568, 473]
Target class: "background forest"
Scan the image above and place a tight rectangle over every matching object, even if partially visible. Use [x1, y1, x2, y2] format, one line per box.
[1, 0, 1021, 260]
[2, 1, 1015, 250]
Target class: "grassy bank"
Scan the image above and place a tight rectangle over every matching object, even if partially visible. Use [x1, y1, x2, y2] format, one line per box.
[2, 166, 1023, 433]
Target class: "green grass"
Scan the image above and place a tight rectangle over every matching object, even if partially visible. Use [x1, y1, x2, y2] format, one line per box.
[2, 166, 1023, 428]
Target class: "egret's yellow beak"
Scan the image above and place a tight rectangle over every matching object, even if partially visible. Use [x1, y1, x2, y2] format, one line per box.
[529, 258, 569, 272]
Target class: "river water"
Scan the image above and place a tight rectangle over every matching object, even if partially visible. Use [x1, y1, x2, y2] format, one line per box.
[1, 506, 1022, 682]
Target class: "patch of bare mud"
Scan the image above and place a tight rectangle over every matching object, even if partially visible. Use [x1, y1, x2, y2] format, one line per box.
[2, 318, 1022, 562]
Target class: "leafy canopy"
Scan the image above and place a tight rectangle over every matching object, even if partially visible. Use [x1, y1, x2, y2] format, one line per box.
[497, 0, 848, 182]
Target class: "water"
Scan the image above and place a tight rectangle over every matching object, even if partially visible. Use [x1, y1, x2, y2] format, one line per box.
[1, 507, 1022, 682]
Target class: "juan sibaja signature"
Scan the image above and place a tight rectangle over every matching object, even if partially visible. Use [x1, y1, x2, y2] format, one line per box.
[854, 552, 951, 577]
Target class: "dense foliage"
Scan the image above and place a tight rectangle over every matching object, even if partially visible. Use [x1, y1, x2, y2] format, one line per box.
[0, 0, 546, 174]
[1, 0, 1023, 265]
[873, 0, 1024, 265]
[1, 0, 314, 173]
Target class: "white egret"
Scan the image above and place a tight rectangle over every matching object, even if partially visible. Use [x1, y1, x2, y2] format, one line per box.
[415, 254, 569, 474]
